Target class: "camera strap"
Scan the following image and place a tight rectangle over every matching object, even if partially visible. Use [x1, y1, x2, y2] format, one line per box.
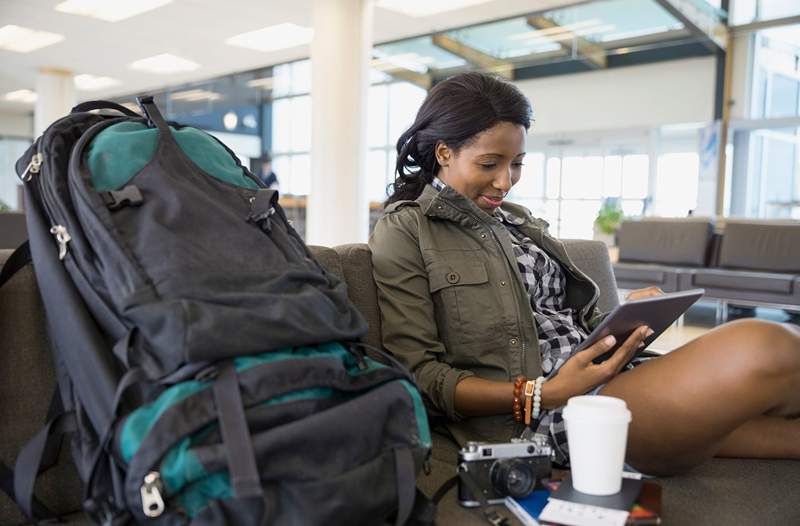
[430, 472, 510, 526]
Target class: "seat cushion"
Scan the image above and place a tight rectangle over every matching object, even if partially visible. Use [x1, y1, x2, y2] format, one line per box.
[0, 213, 27, 250]
[0, 265, 84, 525]
[612, 262, 682, 292]
[691, 268, 794, 294]
[719, 220, 800, 273]
[617, 218, 713, 267]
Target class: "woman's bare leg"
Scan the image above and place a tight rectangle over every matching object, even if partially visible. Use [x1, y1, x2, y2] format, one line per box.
[716, 415, 800, 458]
[597, 319, 800, 475]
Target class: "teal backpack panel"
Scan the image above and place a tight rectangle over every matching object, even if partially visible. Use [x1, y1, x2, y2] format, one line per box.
[119, 343, 431, 518]
[86, 121, 259, 192]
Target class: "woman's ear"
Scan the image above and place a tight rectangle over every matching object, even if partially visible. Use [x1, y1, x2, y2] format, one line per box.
[434, 141, 451, 168]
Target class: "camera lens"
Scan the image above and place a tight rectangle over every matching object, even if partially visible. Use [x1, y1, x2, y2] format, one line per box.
[490, 459, 536, 499]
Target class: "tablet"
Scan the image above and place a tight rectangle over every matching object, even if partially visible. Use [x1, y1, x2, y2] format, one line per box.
[577, 289, 705, 363]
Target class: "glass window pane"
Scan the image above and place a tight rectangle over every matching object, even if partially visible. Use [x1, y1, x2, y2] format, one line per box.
[511, 152, 545, 199]
[621, 199, 645, 217]
[389, 82, 427, 143]
[543, 200, 560, 230]
[271, 98, 292, 153]
[368, 85, 389, 148]
[655, 152, 699, 216]
[290, 154, 311, 196]
[292, 60, 311, 95]
[621, 154, 649, 199]
[272, 155, 292, 194]
[273, 63, 292, 97]
[546, 157, 561, 198]
[367, 149, 388, 202]
[559, 200, 601, 240]
[290, 95, 312, 152]
[603, 155, 622, 197]
[562, 156, 603, 199]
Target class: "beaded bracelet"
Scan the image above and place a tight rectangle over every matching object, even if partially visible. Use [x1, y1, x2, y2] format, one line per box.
[531, 376, 546, 421]
[512, 375, 526, 423]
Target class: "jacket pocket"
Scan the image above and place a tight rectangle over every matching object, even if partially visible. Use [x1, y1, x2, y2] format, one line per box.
[427, 259, 498, 350]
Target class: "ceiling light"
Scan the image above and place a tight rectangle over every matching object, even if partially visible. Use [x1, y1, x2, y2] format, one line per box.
[0, 25, 64, 53]
[375, 0, 493, 17]
[170, 89, 221, 102]
[129, 54, 199, 74]
[74, 74, 121, 91]
[247, 77, 274, 89]
[225, 23, 313, 52]
[3, 89, 38, 104]
[54, 0, 173, 22]
[371, 53, 434, 73]
[223, 112, 238, 130]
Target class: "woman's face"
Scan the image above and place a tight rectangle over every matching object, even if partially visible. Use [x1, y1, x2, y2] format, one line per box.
[435, 121, 527, 214]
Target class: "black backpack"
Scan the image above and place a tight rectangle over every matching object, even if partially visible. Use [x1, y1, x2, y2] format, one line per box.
[3, 97, 432, 525]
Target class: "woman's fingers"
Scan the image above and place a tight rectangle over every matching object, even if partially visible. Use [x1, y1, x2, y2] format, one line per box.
[581, 334, 617, 363]
[604, 326, 653, 374]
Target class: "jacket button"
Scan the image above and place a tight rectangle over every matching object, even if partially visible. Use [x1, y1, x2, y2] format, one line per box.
[509, 338, 518, 346]
[480, 233, 487, 239]
[446, 272, 460, 284]
[500, 280, 507, 287]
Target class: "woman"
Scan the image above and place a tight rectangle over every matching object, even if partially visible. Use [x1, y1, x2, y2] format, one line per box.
[368, 72, 800, 476]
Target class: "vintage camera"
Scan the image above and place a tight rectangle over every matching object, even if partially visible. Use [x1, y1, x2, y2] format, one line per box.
[457, 435, 553, 507]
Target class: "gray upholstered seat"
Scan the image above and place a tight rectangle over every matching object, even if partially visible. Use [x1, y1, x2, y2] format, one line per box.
[2, 243, 800, 526]
[613, 218, 715, 292]
[0, 213, 27, 250]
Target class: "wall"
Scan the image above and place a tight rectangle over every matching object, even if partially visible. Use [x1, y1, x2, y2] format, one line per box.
[516, 56, 717, 138]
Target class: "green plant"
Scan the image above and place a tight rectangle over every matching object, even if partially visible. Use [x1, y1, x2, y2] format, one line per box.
[0, 200, 10, 212]
[594, 198, 623, 235]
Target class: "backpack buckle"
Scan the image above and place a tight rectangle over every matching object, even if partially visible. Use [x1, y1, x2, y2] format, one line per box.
[102, 185, 143, 211]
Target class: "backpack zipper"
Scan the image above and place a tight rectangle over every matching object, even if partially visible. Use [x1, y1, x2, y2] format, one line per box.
[49, 225, 72, 260]
[140, 471, 165, 517]
[20, 152, 43, 182]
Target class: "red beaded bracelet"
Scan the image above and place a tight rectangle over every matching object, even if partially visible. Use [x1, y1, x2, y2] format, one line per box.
[512, 375, 526, 423]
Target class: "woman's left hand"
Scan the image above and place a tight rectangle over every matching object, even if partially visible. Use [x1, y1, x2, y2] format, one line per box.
[625, 286, 664, 302]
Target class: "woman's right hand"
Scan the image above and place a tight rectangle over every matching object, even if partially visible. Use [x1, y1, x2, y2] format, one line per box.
[543, 326, 654, 408]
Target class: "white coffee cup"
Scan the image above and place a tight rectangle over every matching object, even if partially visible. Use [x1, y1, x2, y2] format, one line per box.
[562, 395, 632, 496]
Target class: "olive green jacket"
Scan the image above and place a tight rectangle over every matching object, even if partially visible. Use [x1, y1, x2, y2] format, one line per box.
[369, 184, 603, 445]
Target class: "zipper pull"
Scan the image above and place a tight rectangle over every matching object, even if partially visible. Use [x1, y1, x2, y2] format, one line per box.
[49, 225, 71, 260]
[140, 471, 165, 518]
[21, 152, 43, 182]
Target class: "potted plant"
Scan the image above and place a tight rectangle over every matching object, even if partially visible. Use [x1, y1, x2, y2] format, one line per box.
[593, 198, 623, 247]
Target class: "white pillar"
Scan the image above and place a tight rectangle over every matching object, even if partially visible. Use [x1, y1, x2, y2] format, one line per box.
[307, 0, 372, 245]
[35, 68, 76, 136]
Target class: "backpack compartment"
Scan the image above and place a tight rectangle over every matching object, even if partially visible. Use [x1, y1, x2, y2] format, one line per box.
[117, 343, 430, 524]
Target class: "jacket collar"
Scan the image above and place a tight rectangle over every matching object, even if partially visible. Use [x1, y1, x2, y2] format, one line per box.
[418, 184, 548, 233]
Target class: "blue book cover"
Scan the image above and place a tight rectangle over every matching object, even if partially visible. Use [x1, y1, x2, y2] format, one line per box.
[505, 488, 551, 526]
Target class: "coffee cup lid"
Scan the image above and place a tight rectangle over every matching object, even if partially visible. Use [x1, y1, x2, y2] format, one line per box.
[563, 395, 631, 423]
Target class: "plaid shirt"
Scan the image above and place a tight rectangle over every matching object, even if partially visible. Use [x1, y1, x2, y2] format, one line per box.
[430, 178, 584, 463]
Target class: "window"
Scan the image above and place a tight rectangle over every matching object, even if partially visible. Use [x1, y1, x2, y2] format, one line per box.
[271, 60, 312, 196]
[0, 138, 30, 211]
[509, 149, 651, 239]
[366, 78, 426, 203]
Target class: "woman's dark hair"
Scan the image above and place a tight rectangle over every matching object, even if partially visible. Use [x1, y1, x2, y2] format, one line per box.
[385, 72, 533, 205]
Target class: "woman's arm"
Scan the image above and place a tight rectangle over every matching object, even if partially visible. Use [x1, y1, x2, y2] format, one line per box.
[453, 328, 653, 417]
[370, 210, 475, 421]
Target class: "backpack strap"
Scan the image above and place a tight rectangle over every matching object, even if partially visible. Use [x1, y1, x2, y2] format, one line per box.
[213, 365, 263, 499]
[13, 409, 77, 521]
[0, 241, 31, 289]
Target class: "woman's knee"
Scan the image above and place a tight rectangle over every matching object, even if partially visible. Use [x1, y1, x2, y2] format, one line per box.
[722, 319, 800, 379]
